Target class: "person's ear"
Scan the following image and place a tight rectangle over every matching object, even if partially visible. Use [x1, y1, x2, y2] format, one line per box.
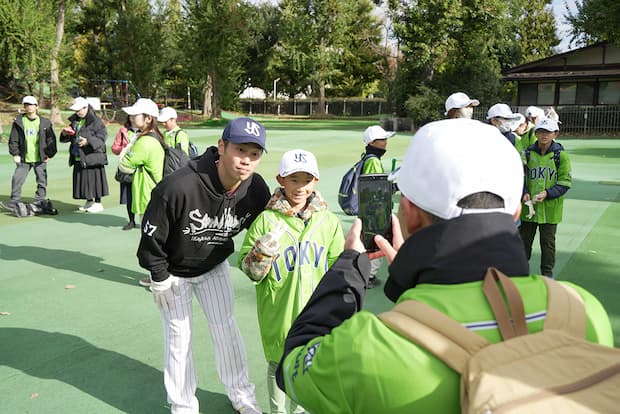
[217, 138, 224, 156]
[276, 175, 285, 186]
[398, 196, 424, 238]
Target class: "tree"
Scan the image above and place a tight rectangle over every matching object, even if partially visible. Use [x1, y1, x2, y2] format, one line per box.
[0, 0, 55, 98]
[243, 2, 281, 95]
[510, 0, 558, 62]
[387, 0, 559, 119]
[50, 0, 67, 124]
[330, 0, 384, 97]
[185, 0, 253, 118]
[109, 0, 165, 98]
[276, 0, 367, 114]
[566, 0, 620, 46]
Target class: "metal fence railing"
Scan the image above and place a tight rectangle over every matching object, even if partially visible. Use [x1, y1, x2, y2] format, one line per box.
[474, 105, 620, 135]
[239, 98, 389, 117]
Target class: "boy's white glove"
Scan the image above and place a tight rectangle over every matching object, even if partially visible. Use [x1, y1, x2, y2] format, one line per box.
[255, 222, 287, 257]
[525, 200, 535, 219]
[242, 223, 287, 282]
[13, 155, 21, 164]
[150, 275, 180, 312]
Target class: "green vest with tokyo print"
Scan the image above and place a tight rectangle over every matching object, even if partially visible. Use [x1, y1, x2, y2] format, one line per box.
[521, 143, 571, 224]
[238, 208, 344, 362]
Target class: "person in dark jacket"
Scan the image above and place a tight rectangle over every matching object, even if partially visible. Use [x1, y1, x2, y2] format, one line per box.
[137, 117, 270, 414]
[59, 97, 109, 213]
[8, 95, 57, 204]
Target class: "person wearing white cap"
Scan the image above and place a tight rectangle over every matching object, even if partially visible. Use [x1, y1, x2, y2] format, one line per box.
[137, 117, 271, 414]
[360, 125, 396, 288]
[158, 106, 190, 156]
[118, 98, 166, 241]
[59, 96, 109, 213]
[522, 105, 546, 148]
[274, 119, 612, 414]
[519, 117, 571, 278]
[486, 103, 522, 150]
[239, 148, 344, 414]
[7, 96, 57, 206]
[511, 113, 528, 136]
[444, 92, 479, 119]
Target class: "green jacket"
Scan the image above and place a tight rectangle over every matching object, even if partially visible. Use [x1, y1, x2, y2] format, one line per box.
[280, 278, 612, 414]
[239, 189, 344, 362]
[520, 125, 537, 150]
[164, 127, 189, 155]
[362, 156, 383, 174]
[521, 141, 571, 224]
[119, 133, 165, 215]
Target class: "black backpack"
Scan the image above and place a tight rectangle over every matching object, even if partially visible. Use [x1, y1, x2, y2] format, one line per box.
[145, 143, 191, 184]
[1, 199, 58, 217]
[162, 145, 190, 177]
[337, 153, 377, 215]
[174, 129, 200, 158]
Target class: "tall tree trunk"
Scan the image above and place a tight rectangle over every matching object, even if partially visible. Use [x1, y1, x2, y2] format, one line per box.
[203, 74, 213, 118]
[316, 80, 326, 115]
[211, 70, 221, 119]
[50, 0, 65, 125]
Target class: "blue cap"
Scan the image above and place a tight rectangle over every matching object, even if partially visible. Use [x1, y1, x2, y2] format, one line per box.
[222, 117, 267, 151]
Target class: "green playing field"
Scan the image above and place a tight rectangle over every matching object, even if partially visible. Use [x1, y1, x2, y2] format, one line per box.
[1, 120, 619, 413]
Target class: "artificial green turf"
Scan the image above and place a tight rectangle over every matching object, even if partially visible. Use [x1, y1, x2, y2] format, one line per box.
[1, 121, 618, 413]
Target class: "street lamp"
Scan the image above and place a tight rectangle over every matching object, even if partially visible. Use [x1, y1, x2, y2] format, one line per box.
[273, 78, 280, 100]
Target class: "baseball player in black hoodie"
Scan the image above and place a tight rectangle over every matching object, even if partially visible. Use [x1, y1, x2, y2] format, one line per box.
[138, 117, 270, 414]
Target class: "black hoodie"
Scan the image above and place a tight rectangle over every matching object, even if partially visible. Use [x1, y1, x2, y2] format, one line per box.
[137, 146, 270, 282]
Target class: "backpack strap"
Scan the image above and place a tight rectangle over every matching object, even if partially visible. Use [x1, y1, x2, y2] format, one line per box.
[377, 267, 528, 372]
[174, 129, 182, 147]
[553, 149, 561, 170]
[482, 267, 528, 340]
[541, 277, 586, 338]
[378, 300, 489, 374]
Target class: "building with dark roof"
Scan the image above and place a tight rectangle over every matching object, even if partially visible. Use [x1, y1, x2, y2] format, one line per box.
[504, 42, 620, 107]
[503, 42, 620, 133]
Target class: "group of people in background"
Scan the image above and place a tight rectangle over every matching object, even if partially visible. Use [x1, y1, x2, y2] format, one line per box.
[444, 92, 572, 278]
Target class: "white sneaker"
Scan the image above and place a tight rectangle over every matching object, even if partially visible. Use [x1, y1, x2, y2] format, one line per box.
[236, 404, 262, 414]
[233, 399, 262, 414]
[85, 202, 104, 213]
[78, 200, 94, 211]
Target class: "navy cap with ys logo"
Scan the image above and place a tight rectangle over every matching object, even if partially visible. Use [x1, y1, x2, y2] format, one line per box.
[222, 117, 267, 152]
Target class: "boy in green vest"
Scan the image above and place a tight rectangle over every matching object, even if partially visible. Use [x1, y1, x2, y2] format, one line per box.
[520, 117, 571, 277]
[239, 149, 344, 414]
[158, 106, 190, 155]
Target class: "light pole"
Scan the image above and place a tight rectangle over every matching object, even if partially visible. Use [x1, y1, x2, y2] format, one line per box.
[273, 78, 280, 100]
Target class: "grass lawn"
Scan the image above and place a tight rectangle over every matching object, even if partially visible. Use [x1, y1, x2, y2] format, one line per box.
[1, 116, 619, 413]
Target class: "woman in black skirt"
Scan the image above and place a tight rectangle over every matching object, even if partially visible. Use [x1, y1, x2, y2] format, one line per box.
[60, 97, 109, 213]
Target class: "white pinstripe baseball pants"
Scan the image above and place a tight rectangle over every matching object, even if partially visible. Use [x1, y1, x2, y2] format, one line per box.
[158, 261, 257, 414]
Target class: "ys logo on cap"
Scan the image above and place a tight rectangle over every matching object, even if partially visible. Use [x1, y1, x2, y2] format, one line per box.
[293, 152, 307, 163]
[244, 121, 262, 137]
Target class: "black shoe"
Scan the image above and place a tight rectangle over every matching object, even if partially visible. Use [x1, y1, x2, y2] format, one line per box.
[368, 276, 382, 289]
[122, 222, 135, 230]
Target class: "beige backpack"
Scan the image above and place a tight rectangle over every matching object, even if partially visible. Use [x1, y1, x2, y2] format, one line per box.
[378, 267, 620, 413]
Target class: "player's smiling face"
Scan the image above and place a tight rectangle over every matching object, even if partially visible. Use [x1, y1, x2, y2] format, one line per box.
[217, 140, 263, 189]
[277, 172, 318, 210]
